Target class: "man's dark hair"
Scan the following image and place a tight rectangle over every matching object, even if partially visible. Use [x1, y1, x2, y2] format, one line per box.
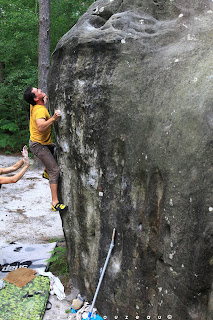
[23, 86, 36, 105]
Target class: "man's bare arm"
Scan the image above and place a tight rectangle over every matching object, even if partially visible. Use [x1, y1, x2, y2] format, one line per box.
[0, 145, 29, 175]
[36, 110, 61, 133]
[0, 159, 24, 174]
[0, 162, 29, 184]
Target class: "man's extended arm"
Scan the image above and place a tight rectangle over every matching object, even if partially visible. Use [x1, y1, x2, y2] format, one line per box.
[36, 110, 61, 133]
[0, 158, 25, 174]
[0, 162, 29, 184]
[0, 145, 29, 174]
[0, 145, 29, 184]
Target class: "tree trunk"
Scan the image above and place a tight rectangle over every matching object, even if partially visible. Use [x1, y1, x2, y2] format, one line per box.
[0, 62, 5, 83]
[38, 0, 50, 94]
[35, 0, 38, 15]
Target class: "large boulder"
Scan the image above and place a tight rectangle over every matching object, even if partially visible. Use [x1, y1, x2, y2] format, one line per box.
[48, 0, 213, 318]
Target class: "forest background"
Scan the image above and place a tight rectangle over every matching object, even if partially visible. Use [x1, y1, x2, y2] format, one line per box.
[0, 0, 95, 152]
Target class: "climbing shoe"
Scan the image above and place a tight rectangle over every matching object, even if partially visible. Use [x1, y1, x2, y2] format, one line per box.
[52, 203, 68, 212]
[42, 170, 49, 180]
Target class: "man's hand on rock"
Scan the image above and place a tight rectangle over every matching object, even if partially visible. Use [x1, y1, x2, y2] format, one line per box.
[53, 110, 61, 121]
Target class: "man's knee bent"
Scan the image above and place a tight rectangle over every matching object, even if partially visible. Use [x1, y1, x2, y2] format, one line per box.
[48, 166, 60, 184]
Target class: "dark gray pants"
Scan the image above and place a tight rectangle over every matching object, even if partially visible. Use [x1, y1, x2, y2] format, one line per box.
[29, 140, 59, 184]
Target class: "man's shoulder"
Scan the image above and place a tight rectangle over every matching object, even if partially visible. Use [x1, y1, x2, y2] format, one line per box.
[34, 104, 49, 114]
[32, 104, 50, 120]
[34, 104, 47, 109]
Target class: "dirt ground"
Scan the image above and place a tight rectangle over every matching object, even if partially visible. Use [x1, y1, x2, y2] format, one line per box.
[0, 154, 78, 320]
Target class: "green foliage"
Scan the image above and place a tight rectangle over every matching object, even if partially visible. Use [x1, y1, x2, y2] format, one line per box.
[47, 245, 69, 277]
[50, 0, 95, 52]
[48, 237, 65, 243]
[0, 0, 95, 152]
[0, 0, 38, 151]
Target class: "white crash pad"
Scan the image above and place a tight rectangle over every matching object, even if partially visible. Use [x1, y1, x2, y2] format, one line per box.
[0, 242, 56, 279]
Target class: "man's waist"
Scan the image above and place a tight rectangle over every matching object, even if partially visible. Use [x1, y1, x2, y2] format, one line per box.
[29, 136, 52, 145]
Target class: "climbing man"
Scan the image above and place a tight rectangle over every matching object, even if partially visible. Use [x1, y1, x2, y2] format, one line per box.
[23, 86, 68, 212]
[0, 145, 29, 186]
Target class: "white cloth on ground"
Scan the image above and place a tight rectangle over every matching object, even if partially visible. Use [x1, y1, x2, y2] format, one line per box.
[77, 302, 97, 320]
[0, 279, 6, 290]
[38, 270, 66, 300]
[68, 302, 97, 320]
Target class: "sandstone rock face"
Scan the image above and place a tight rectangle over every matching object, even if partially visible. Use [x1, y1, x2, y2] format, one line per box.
[48, 1, 213, 318]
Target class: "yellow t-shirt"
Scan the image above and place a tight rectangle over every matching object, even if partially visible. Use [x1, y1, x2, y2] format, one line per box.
[30, 104, 52, 144]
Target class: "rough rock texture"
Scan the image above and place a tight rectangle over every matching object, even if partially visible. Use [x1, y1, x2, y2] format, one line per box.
[48, 0, 213, 318]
